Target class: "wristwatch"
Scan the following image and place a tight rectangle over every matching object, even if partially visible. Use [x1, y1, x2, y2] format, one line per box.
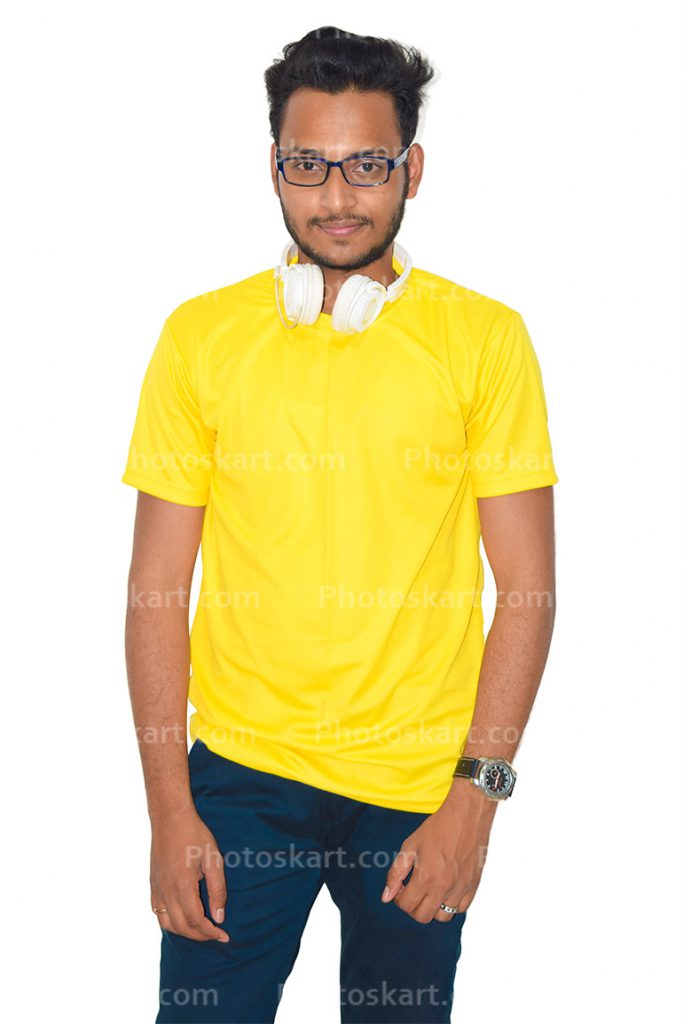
[452, 756, 517, 801]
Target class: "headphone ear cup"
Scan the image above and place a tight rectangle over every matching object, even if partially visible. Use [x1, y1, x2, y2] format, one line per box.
[332, 275, 387, 334]
[283, 262, 324, 326]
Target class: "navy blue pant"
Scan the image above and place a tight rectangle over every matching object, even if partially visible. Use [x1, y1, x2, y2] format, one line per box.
[156, 738, 467, 1023]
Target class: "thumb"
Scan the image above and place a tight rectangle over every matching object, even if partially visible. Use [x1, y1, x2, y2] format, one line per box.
[202, 843, 228, 926]
[381, 846, 416, 902]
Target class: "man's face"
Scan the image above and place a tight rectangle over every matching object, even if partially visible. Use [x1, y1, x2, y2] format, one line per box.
[270, 88, 424, 273]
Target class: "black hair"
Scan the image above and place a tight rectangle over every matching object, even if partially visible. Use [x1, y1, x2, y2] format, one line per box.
[264, 26, 437, 150]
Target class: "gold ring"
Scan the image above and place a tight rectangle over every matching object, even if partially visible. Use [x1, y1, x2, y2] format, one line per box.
[152, 907, 168, 914]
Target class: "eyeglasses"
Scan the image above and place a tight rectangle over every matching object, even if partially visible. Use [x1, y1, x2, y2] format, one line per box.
[275, 146, 411, 187]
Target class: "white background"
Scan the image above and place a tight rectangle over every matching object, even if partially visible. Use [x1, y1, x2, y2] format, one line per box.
[2, 1, 681, 1021]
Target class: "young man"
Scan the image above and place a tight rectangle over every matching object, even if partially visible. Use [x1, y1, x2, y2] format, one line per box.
[122, 26, 559, 1024]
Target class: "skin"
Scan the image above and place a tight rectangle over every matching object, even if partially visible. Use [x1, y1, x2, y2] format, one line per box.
[126, 495, 228, 942]
[382, 486, 556, 922]
[126, 87, 556, 941]
[270, 87, 424, 312]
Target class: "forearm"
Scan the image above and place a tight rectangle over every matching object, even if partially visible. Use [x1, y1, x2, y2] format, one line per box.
[464, 595, 555, 761]
[443, 592, 556, 810]
[125, 573, 195, 826]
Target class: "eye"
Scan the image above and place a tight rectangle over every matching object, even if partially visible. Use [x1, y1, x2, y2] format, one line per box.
[343, 159, 389, 184]
[293, 161, 324, 173]
[355, 160, 383, 174]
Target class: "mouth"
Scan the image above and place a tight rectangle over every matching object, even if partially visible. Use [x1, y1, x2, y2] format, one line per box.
[317, 222, 366, 237]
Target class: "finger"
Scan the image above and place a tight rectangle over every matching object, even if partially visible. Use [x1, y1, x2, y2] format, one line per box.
[151, 889, 172, 930]
[153, 907, 173, 930]
[433, 887, 463, 923]
[381, 846, 416, 902]
[151, 886, 199, 939]
[391, 864, 428, 916]
[175, 882, 230, 943]
[156, 899, 184, 936]
[203, 855, 228, 926]
[435, 888, 474, 923]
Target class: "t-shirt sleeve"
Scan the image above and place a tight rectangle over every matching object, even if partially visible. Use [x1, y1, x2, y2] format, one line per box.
[465, 309, 559, 498]
[121, 316, 216, 506]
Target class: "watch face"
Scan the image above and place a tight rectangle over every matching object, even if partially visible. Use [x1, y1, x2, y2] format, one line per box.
[481, 760, 514, 797]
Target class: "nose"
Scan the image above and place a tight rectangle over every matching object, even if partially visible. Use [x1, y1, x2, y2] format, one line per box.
[319, 163, 358, 213]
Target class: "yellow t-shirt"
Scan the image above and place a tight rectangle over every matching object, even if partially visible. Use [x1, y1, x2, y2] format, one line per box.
[121, 252, 559, 813]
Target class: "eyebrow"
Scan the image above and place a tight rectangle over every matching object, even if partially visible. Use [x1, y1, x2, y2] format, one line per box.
[279, 147, 388, 159]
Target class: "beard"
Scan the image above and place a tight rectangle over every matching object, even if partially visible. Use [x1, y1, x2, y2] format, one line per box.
[277, 172, 410, 274]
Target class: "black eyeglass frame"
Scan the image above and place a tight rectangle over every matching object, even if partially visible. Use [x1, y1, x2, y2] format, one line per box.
[275, 146, 411, 187]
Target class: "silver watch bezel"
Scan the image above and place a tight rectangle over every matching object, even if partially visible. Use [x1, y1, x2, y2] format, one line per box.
[473, 757, 517, 800]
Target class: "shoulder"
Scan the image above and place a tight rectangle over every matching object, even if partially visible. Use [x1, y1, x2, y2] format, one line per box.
[163, 266, 274, 359]
[409, 265, 521, 351]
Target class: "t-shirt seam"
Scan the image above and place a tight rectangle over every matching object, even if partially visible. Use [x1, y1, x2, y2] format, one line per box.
[165, 311, 217, 444]
[447, 306, 521, 427]
[481, 307, 520, 358]
[165, 313, 202, 407]
[121, 469, 208, 502]
[472, 468, 558, 493]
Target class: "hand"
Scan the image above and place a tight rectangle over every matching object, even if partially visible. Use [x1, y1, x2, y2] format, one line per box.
[380, 784, 496, 923]
[150, 807, 230, 943]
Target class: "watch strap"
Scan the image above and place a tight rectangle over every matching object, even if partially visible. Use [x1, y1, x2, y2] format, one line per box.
[452, 756, 480, 779]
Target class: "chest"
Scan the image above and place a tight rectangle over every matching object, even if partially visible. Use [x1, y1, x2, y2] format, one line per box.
[204, 326, 466, 463]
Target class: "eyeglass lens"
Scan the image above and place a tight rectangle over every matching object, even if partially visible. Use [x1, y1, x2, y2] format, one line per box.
[282, 156, 390, 186]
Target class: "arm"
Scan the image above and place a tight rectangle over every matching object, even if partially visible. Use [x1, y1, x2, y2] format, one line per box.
[446, 484, 557, 796]
[126, 490, 203, 822]
[125, 490, 229, 943]
[382, 485, 557, 921]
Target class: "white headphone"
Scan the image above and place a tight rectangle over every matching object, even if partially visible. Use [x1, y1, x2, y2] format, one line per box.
[274, 239, 413, 334]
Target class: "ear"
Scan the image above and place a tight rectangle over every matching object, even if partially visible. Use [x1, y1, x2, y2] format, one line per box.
[270, 143, 280, 196]
[405, 143, 425, 199]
